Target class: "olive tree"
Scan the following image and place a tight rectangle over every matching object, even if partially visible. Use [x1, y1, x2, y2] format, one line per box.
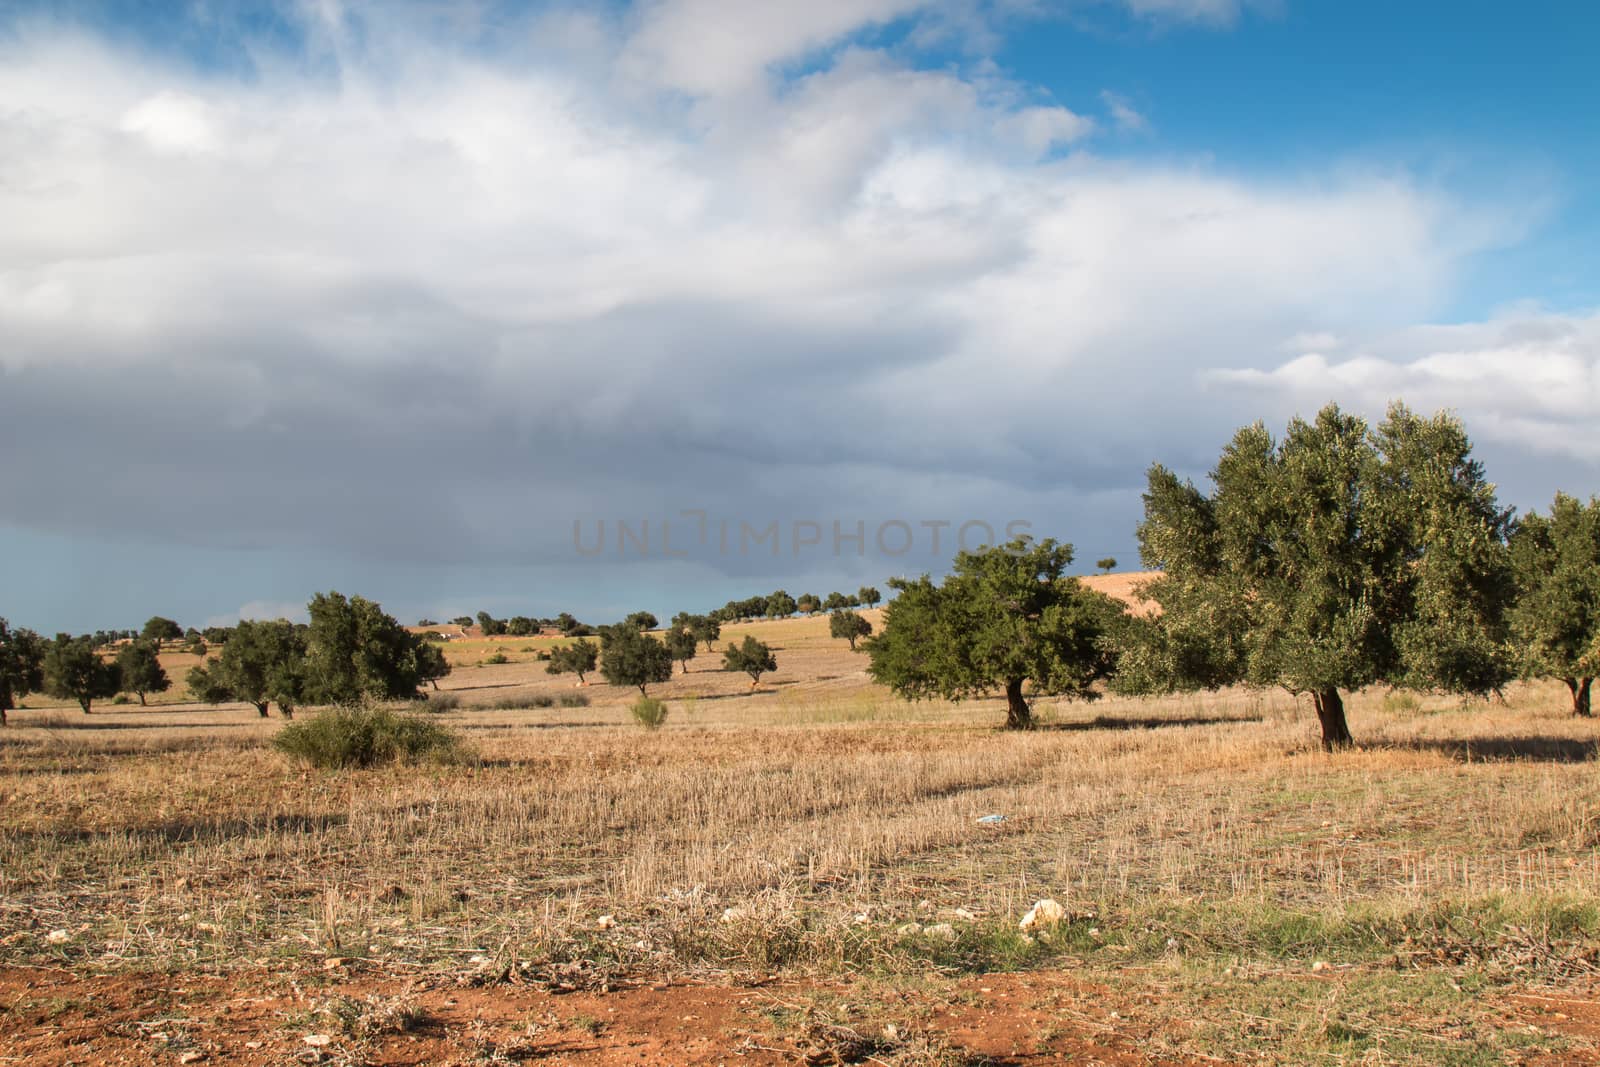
[546, 639, 598, 684]
[142, 616, 183, 645]
[723, 635, 777, 688]
[1508, 493, 1600, 716]
[829, 610, 872, 650]
[186, 619, 308, 717]
[599, 625, 673, 695]
[0, 619, 45, 726]
[44, 634, 121, 714]
[865, 538, 1119, 729]
[115, 640, 170, 705]
[664, 626, 698, 673]
[305, 593, 429, 705]
[1120, 403, 1514, 749]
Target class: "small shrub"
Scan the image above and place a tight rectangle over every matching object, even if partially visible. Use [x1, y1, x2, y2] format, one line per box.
[559, 693, 590, 708]
[536, 650, 552, 661]
[273, 705, 465, 769]
[529, 694, 555, 708]
[110, 693, 132, 705]
[1382, 690, 1421, 714]
[424, 692, 462, 712]
[483, 652, 510, 665]
[630, 696, 668, 729]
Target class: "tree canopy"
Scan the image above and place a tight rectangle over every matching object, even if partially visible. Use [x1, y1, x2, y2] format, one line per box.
[305, 593, 429, 705]
[664, 626, 698, 673]
[829, 610, 873, 650]
[1509, 493, 1600, 716]
[0, 619, 45, 726]
[141, 616, 183, 645]
[1120, 403, 1514, 749]
[864, 537, 1120, 729]
[43, 634, 121, 714]
[115, 640, 170, 706]
[598, 625, 673, 695]
[187, 619, 308, 717]
[723, 635, 777, 687]
[546, 639, 598, 684]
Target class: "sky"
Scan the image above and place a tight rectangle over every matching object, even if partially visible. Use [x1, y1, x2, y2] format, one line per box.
[2, 0, 1599, 633]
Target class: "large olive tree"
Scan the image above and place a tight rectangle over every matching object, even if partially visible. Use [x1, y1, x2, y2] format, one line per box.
[865, 537, 1120, 729]
[1508, 493, 1600, 716]
[1119, 403, 1513, 749]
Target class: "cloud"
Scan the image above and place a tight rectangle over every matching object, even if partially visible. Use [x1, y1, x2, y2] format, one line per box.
[0, 2, 1550, 629]
[1100, 90, 1147, 132]
[1117, 0, 1274, 25]
[1207, 310, 1600, 459]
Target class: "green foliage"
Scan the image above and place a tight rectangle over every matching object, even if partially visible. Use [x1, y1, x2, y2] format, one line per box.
[305, 592, 434, 706]
[185, 619, 307, 717]
[1123, 403, 1514, 748]
[450, 616, 474, 627]
[413, 639, 451, 691]
[114, 640, 169, 706]
[722, 635, 777, 685]
[625, 611, 658, 632]
[864, 537, 1120, 729]
[796, 593, 821, 615]
[558, 692, 590, 708]
[828, 610, 873, 650]
[1509, 493, 1600, 715]
[42, 634, 121, 714]
[764, 590, 797, 618]
[483, 651, 509, 665]
[555, 612, 582, 634]
[505, 616, 536, 636]
[823, 592, 849, 612]
[546, 639, 598, 683]
[664, 626, 697, 673]
[629, 695, 669, 729]
[476, 611, 508, 636]
[857, 586, 882, 608]
[272, 704, 464, 769]
[691, 614, 722, 651]
[1096, 557, 1117, 573]
[599, 625, 673, 695]
[0, 619, 45, 726]
[141, 616, 183, 645]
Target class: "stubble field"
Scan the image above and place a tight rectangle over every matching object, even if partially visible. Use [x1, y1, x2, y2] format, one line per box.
[3, 604, 1599, 1065]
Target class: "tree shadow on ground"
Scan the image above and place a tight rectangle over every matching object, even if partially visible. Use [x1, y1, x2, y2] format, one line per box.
[1397, 736, 1598, 763]
[9, 812, 348, 846]
[1043, 714, 1263, 732]
[11, 717, 263, 731]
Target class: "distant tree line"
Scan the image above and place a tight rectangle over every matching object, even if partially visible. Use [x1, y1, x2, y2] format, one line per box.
[9, 403, 1600, 746]
[0, 594, 449, 722]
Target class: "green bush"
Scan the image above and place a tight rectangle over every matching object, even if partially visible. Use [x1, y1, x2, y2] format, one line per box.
[1382, 690, 1421, 714]
[272, 705, 465, 769]
[558, 693, 590, 708]
[483, 652, 510, 665]
[630, 696, 668, 729]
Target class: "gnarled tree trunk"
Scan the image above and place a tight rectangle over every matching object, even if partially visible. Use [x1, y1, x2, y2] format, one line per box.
[1004, 678, 1032, 730]
[1310, 688, 1353, 750]
[1563, 677, 1593, 717]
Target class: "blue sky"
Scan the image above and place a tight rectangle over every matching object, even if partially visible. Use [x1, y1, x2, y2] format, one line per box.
[2, 0, 1599, 633]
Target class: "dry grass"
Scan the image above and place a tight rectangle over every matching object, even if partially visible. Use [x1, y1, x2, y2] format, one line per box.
[3, 611, 1599, 1063]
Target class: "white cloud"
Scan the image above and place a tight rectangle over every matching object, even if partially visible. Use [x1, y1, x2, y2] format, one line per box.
[1208, 311, 1600, 458]
[0, 2, 1545, 593]
[621, 0, 928, 96]
[1100, 90, 1147, 132]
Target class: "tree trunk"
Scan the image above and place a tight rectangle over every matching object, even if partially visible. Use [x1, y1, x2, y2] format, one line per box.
[1310, 688, 1353, 750]
[1566, 677, 1594, 717]
[280, 705, 294, 720]
[138, 692, 147, 707]
[254, 701, 270, 718]
[1004, 678, 1032, 730]
[80, 698, 91, 714]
